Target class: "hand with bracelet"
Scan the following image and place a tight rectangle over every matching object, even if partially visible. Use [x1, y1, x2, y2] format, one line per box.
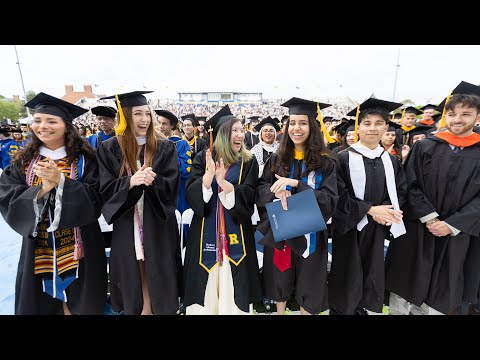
[426, 217, 453, 237]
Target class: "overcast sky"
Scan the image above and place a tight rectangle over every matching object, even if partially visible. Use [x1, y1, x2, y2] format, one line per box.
[1, 45, 479, 105]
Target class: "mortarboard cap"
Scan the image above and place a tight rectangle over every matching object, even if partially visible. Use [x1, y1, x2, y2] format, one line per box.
[254, 116, 280, 132]
[403, 106, 423, 115]
[91, 105, 117, 118]
[155, 109, 179, 128]
[11, 127, 22, 133]
[205, 105, 235, 141]
[319, 116, 334, 128]
[100, 91, 153, 136]
[334, 119, 356, 136]
[197, 116, 207, 122]
[386, 121, 402, 132]
[420, 104, 437, 111]
[436, 81, 480, 112]
[281, 97, 331, 117]
[404, 125, 434, 140]
[181, 114, 199, 126]
[346, 98, 403, 117]
[100, 90, 153, 108]
[392, 113, 403, 119]
[25, 92, 88, 123]
[0, 127, 11, 135]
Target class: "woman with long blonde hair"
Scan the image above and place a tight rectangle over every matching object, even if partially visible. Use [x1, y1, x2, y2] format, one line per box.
[96, 91, 181, 315]
[182, 105, 262, 315]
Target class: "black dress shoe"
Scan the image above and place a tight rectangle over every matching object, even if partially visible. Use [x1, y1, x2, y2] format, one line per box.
[468, 304, 480, 315]
[354, 308, 369, 315]
[176, 303, 186, 315]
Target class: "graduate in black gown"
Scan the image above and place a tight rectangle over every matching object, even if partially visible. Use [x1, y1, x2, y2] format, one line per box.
[380, 121, 404, 162]
[96, 91, 181, 315]
[250, 116, 280, 177]
[331, 120, 356, 155]
[329, 98, 407, 315]
[397, 106, 422, 145]
[183, 105, 262, 314]
[256, 97, 339, 315]
[181, 113, 206, 160]
[386, 83, 480, 315]
[0, 93, 107, 315]
[244, 116, 260, 150]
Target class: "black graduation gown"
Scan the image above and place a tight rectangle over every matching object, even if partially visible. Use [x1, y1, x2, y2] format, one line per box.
[385, 137, 480, 313]
[96, 137, 181, 315]
[182, 150, 262, 312]
[244, 132, 259, 150]
[0, 157, 107, 315]
[463, 236, 480, 305]
[256, 154, 339, 314]
[252, 145, 275, 166]
[332, 144, 349, 154]
[328, 141, 342, 151]
[329, 147, 407, 314]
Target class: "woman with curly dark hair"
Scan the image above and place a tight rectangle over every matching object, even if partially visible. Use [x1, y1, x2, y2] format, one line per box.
[256, 97, 339, 315]
[0, 93, 107, 315]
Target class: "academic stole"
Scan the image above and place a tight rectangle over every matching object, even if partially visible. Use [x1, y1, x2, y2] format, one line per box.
[273, 153, 323, 272]
[199, 157, 246, 272]
[125, 150, 148, 260]
[26, 155, 84, 301]
[184, 135, 198, 154]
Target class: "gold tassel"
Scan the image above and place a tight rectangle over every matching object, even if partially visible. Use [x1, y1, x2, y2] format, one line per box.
[439, 91, 453, 129]
[400, 107, 406, 126]
[115, 94, 127, 136]
[208, 125, 213, 152]
[353, 103, 360, 143]
[317, 103, 336, 144]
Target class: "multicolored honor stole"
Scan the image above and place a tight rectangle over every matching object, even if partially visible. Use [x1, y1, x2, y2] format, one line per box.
[199, 155, 246, 272]
[25, 154, 84, 302]
[274, 150, 323, 271]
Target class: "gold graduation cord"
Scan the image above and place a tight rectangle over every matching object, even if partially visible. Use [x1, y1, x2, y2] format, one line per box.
[115, 95, 127, 136]
[439, 91, 453, 129]
[353, 103, 360, 143]
[317, 103, 336, 144]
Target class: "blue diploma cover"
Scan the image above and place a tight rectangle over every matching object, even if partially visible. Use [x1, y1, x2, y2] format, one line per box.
[266, 188, 326, 242]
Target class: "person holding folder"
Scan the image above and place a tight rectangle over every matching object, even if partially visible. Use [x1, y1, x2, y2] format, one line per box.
[256, 97, 339, 315]
[182, 105, 262, 315]
[328, 98, 407, 315]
